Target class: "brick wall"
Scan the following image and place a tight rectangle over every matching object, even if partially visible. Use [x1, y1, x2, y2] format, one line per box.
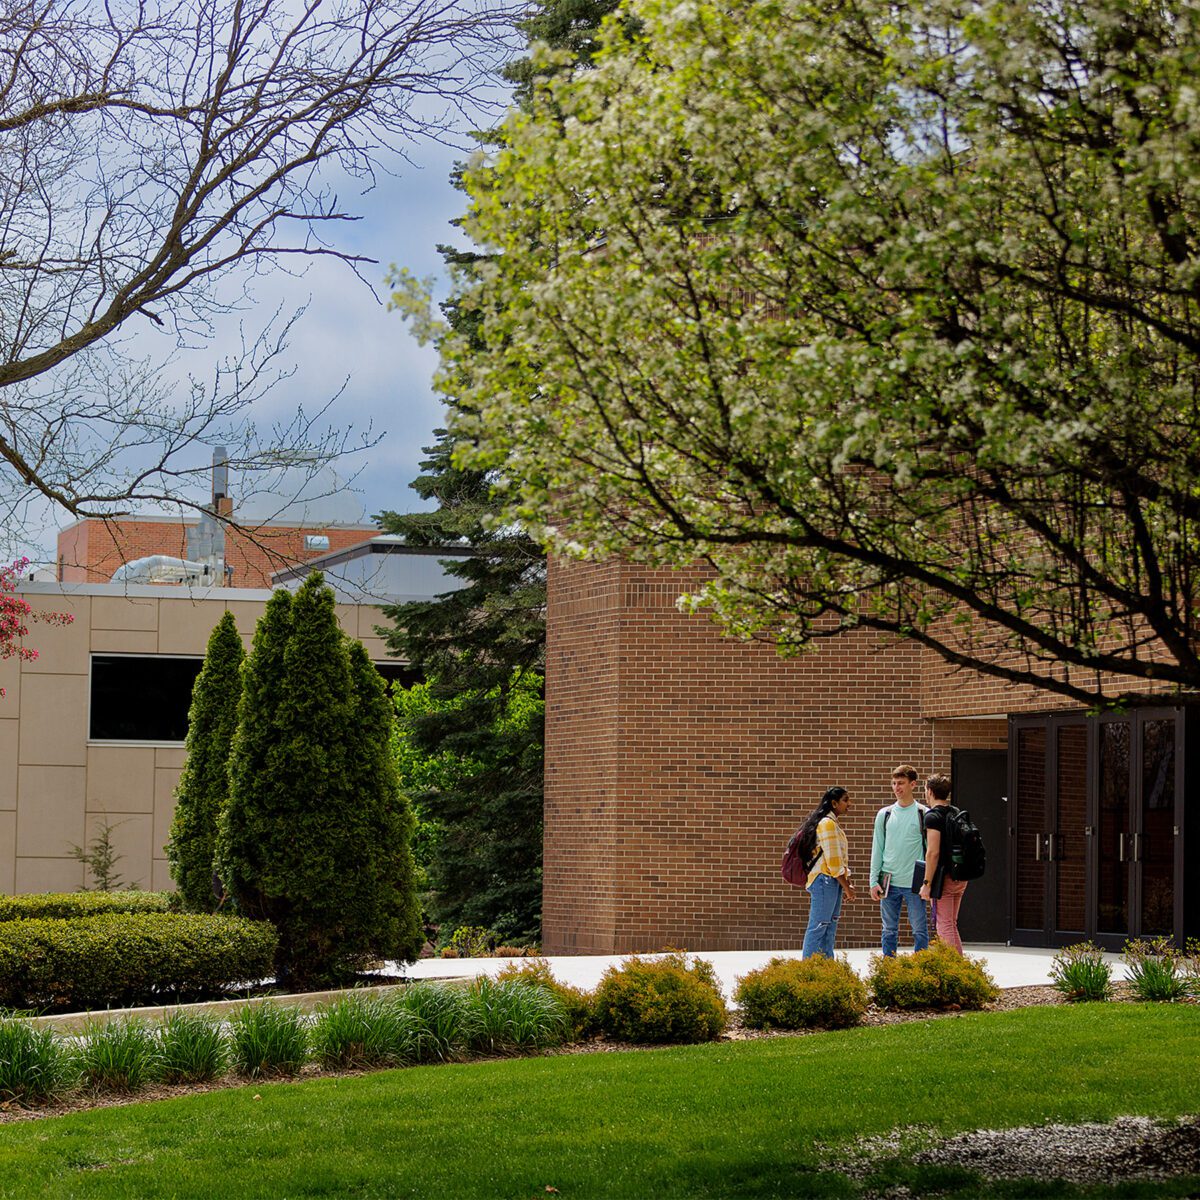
[57, 518, 377, 588]
[545, 559, 1007, 953]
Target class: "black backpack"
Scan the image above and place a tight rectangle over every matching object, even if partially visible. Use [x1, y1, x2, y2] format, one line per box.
[946, 806, 986, 881]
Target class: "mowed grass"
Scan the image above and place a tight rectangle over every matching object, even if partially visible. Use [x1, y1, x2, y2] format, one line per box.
[0, 1005, 1197, 1199]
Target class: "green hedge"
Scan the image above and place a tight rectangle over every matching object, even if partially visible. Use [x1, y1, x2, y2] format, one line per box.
[0, 892, 174, 922]
[0, 914, 277, 1011]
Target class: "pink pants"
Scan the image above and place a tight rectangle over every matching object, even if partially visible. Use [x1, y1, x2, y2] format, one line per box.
[932, 878, 969, 953]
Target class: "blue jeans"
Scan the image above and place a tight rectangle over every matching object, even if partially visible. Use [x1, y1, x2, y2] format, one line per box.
[879, 884, 929, 956]
[802, 874, 843, 959]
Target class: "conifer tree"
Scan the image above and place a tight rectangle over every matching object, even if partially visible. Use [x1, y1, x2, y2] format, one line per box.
[218, 575, 421, 985]
[168, 612, 245, 911]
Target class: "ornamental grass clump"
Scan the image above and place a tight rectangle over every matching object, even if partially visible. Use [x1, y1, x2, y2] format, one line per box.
[593, 952, 727, 1044]
[310, 994, 414, 1069]
[229, 1002, 308, 1078]
[393, 982, 469, 1063]
[1049, 942, 1114, 1003]
[464, 977, 569, 1054]
[156, 1011, 229, 1084]
[734, 956, 866, 1030]
[495, 958, 596, 1041]
[1123, 938, 1191, 1003]
[868, 943, 999, 1011]
[0, 1019, 75, 1105]
[76, 1018, 159, 1093]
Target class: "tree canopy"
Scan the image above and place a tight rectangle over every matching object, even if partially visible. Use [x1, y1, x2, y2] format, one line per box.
[0, 0, 511, 549]
[440, 0, 1200, 706]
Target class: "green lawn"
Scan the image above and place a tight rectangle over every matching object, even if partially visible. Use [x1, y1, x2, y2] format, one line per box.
[0, 1005, 1197, 1199]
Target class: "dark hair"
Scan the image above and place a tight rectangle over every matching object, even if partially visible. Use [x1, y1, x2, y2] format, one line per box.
[797, 786, 848, 864]
[926, 773, 951, 801]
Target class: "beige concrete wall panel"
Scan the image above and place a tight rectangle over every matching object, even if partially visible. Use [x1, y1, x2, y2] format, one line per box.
[91, 629, 159, 654]
[87, 745, 156, 813]
[16, 765, 86, 857]
[0, 657, 19, 715]
[0, 811, 14, 892]
[16, 857, 84, 894]
[151, 858, 176, 892]
[154, 766, 183, 855]
[81, 811, 154, 891]
[157, 599, 226, 655]
[222, 600, 264, 643]
[0, 721, 15, 809]
[21, 594, 90, 672]
[155, 746, 187, 770]
[19, 675, 88, 765]
[91, 595, 159, 632]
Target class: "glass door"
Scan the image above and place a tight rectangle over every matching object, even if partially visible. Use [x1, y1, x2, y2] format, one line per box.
[1052, 722, 1088, 940]
[1096, 718, 1131, 941]
[1136, 714, 1179, 938]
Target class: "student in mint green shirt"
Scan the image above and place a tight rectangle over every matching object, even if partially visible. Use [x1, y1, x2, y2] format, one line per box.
[868, 763, 930, 956]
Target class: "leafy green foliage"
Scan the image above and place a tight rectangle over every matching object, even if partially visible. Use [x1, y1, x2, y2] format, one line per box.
[393, 982, 470, 1063]
[0, 913, 277, 1011]
[494, 958, 596, 1042]
[734, 956, 867, 1030]
[1049, 943, 1115, 1003]
[439, 0, 1200, 706]
[310, 994, 415, 1070]
[68, 817, 136, 891]
[1123, 939, 1191, 1003]
[169, 611, 245, 911]
[218, 574, 422, 987]
[593, 952, 728, 1043]
[0, 1020, 74, 1105]
[0, 892, 171, 921]
[868, 944, 1000, 1011]
[229, 1002, 308, 1078]
[156, 1011, 229, 1084]
[75, 1019, 158, 1093]
[463, 976, 569, 1054]
[392, 675, 544, 944]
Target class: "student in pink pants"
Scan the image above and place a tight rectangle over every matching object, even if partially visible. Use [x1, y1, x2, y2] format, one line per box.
[917, 774, 968, 953]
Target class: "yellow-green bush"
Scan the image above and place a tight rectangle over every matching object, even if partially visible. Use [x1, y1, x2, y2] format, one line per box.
[0, 914, 277, 1011]
[868, 942, 1000, 1010]
[734, 956, 866, 1030]
[593, 952, 727, 1043]
[495, 958, 596, 1041]
[0, 892, 173, 922]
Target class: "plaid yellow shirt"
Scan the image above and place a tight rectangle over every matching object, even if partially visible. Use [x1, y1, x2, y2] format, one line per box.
[806, 815, 849, 888]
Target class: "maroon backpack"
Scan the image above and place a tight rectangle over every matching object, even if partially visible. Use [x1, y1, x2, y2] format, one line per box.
[781, 829, 822, 887]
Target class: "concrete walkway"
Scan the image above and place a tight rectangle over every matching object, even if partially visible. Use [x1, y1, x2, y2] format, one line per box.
[404, 944, 1131, 1000]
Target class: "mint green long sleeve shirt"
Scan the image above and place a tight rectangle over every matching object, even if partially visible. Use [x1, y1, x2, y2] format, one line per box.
[869, 802, 927, 887]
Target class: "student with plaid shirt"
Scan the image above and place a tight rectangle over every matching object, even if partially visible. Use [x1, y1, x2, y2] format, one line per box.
[800, 786, 856, 959]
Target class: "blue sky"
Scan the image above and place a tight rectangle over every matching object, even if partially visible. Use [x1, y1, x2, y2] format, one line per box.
[19, 128, 481, 569]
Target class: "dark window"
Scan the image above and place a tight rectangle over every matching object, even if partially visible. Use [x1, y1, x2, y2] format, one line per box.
[374, 661, 423, 691]
[90, 655, 204, 742]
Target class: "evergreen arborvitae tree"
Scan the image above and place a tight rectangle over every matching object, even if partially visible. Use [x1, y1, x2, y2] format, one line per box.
[379, 0, 618, 945]
[167, 611, 245, 911]
[345, 640, 424, 963]
[215, 586, 293, 921]
[218, 574, 420, 986]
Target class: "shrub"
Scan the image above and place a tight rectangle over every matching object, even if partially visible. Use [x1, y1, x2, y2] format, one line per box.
[310, 994, 414, 1069]
[464, 977, 569, 1054]
[229, 1002, 308, 1077]
[157, 1011, 229, 1083]
[495, 958, 596, 1041]
[734, 956, 867, 1030]
[0, 892, 172, 921]
[593, 952, 727, 1044]
[393, 982, 469, 1063]
[869, 943, 1000, 1010]
[0, 913, 277, 1011]
[445, 926, 497, 957]
[1049, 942, 1113, 1003]
[0, 1019, 75, 1105]
[1124, 938, 1190, 1002]
[76, 1019, 159, 1093]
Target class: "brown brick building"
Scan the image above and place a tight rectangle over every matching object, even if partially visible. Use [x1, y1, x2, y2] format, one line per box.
[543, 559, 1197, 954]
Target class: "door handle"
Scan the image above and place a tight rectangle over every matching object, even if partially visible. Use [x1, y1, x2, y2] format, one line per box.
[1046, 833, 1058, 862]
[1118, 833, 1125, 863]
[1034, 834, 1042, 862]
[1131, 832, 1141, 863]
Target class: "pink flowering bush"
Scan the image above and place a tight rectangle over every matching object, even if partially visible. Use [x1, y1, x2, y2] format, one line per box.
[0, 559, 73, 695]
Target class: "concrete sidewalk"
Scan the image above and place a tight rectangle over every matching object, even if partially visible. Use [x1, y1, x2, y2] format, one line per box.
[404, 944, 1130, 1000]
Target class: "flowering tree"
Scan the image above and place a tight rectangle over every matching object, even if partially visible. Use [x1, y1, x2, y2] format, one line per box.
[0, 560, 72, 695]
[433, 0, 1200, 705]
